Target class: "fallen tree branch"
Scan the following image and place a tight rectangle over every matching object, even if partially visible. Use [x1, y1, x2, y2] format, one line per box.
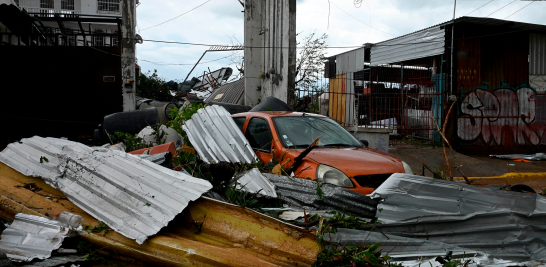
[285, 137, 320, 175]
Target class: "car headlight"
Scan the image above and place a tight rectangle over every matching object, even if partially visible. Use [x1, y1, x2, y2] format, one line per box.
[316, 164, 354, 188]
[402, 161, 413, 174]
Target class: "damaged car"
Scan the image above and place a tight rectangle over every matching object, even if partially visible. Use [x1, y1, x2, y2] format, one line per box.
[232, 111, 413, 195]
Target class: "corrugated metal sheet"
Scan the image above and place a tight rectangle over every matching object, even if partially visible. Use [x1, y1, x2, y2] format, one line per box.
[335, 47, 365, 74]
[530, 33, 546, 75]
[370, 174, 546, 223]
[182, 105, 257, 164]
[364, 211, 546, 261]
[233, 168, 277, 197]
[0, 137, 213, 245]
[263, 173, 379, 219]
[19, 255, 85, 267]
[371, 26, 445, 65]
[0, 213, 71, 262]
[329, 226, 546, 267]
[204, 79, 245, 105]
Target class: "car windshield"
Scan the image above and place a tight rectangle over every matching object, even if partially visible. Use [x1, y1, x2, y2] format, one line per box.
[272, 116, 363, 148]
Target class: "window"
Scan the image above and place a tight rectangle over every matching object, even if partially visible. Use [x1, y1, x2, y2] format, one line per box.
[232, 117, 246, 131]
[40, 0, 53, 9]
[98, 0, 120, 13]
[93, 29, 104, 46]
[61, 0, 74, 10]
[245, 118, 273, 153]
[273, 116, 362, 148]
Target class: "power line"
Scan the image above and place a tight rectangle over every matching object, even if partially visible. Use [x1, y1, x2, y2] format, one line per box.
[329, 1, 393, 36]
[486, 0, 516, 17]
[139, 54, 232, 66]
[505, 0, 535, 19]
[140, 0, 211, 31]
[465, 0, 494, 16]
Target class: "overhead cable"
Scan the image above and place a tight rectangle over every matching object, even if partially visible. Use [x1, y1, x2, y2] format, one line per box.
[486, 0, 516, 17]
[140, 0, 211, 31]
[505, 0, 535, 19]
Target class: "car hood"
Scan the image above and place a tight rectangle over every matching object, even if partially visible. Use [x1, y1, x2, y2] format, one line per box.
[300, 147, 404, 177]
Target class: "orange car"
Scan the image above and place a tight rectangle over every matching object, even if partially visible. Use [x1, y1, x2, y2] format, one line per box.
[232, 111, 413, 195]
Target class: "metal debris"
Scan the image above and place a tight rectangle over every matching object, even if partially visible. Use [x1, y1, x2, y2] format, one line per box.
[19, 255, 85, 267]
[0, 214, 71, 262]
[263, 173, 379, 219]
[0, 137, 213, 245]
[327, 228, 545, 267]
[232, 168, 277, 197]
[136, 152, 171, 165]
[490, 153, 546, 161]
[370, 173, 546, 223]
[182, 105, 257, 164]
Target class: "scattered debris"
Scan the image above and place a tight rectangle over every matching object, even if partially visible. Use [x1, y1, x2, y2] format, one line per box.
[491, 153, 546, 161]
[264, 173, 380, 219]
[18, 255, 85, 267]
[232, 168, 277, 197]
[137, 125, 183, 148]
[0, 137, 213, 244]
[0, 213, 74, 262]
[182, 105, 257, 164]
[371, 173, 546, 223]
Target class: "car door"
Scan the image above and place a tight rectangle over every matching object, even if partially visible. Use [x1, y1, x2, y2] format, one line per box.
[244, 117, 274, 163]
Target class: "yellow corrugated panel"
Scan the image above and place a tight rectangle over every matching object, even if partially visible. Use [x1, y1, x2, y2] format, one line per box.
[0, 162, 319, 266]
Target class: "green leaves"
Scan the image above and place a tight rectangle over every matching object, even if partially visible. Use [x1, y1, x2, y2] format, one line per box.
[84, 221, 111, 236]
[315, 242, 401, 267]
[39, 156, 49, 164]
[110, 131, 151, 152]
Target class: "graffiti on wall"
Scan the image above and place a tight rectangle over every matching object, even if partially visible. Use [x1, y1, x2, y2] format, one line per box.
[457, 87, 546, 146]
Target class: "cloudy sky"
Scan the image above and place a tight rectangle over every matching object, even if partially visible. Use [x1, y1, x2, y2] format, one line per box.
[135, 0, 545, 82]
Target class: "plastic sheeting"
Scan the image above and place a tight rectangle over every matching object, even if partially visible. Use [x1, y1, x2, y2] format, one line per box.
[19, 255, 85, 267]
[490, 153, 546, 161]
[0, 137, 213, 244]
[232, 168, 277, 198]
[263, 173, 379, 219]
[182, 105, 257, 164]
[370, 173, 546, 223]
[0, 214, 71, 262]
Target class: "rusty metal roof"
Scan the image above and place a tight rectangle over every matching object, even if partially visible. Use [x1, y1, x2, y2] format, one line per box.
[0, 137, 213, 245]
[182, 105, 257, 164]
[0, 213, 71, 262]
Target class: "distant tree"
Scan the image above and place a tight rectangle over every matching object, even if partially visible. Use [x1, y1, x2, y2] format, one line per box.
[137, 69, 178, 102]
[295, 31, 328, 88]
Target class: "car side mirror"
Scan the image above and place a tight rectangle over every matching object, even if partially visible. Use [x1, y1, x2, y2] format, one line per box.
[360, 140, 369, 147]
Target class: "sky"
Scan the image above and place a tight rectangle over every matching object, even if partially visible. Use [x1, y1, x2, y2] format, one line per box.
[135, 0, 546, 82]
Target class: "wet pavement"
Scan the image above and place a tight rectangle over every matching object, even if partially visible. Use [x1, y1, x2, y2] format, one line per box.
[388, 143, 546, 192]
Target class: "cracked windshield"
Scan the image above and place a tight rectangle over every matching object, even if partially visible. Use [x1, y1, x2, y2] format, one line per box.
[273, 116, 363, 148]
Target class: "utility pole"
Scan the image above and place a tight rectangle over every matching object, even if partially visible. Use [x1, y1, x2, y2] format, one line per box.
[121, 0, 136, 111]
[450, 0, 456, 94]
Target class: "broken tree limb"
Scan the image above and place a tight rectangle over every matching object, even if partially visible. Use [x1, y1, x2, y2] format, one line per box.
[285, 137, 320, 175]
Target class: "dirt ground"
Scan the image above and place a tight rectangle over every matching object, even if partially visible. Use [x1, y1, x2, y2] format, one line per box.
[388, 142, 546, 193]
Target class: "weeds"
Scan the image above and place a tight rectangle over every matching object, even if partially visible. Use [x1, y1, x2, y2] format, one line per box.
[84, 221, 112, 236]
[314, 243, 401, 267]
[109, 132, 151, 152]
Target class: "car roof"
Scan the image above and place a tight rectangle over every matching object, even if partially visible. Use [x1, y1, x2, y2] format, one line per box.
[232, 111, 328, 119]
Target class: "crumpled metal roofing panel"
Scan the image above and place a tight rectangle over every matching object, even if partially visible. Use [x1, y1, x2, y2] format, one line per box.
[370, 173, 546, 223]
[0, 213, 71, 262]
[19, 255, 85, 267]
[204, 78, 245, 105]
[263, 173, 379, 219]
[182, 105, 257, 164]
[233, 168, 277, 197]
[371, 26, 445, 65]
[328, 228, 546, 267]
[0, 137, 213, 245]
[364, 211, 546, 261]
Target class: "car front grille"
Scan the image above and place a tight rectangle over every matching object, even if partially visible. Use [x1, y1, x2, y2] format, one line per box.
[352, 174, 393, 189]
